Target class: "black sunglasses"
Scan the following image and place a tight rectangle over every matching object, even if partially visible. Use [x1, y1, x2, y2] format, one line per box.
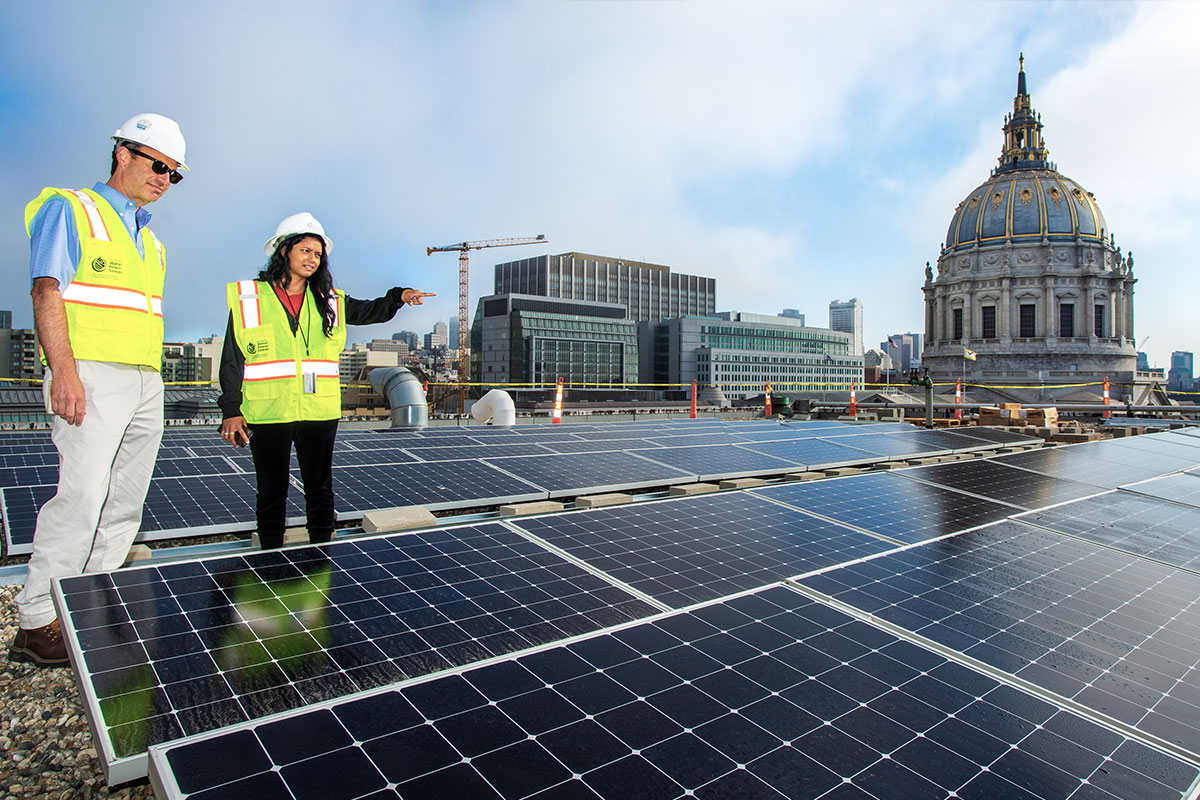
[126, 148, 184, 184]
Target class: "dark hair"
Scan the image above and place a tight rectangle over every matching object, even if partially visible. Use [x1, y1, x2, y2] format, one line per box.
[110, 142, 128, 177]
[258, 234, 337, 336]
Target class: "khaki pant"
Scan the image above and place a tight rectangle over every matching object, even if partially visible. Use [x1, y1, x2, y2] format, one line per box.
[16, 360, 163, 629]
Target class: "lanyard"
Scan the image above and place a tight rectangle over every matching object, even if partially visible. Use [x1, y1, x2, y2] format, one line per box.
[276, 284, 311, 355]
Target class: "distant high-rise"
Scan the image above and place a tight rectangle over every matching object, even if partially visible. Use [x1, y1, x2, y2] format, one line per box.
[779, 309, 805, 324]
[1168, 351, 1194, 391]
[881, 333, 921, 373]
[0, 310, 11, 329]
[828, 299, 863, 356]
[425, 321, 448, 351]
[392, 330, 420, 350]
[493, 252, 716, 323]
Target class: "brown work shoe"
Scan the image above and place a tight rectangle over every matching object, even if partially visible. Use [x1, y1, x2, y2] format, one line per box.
[9, 619, 69, 667]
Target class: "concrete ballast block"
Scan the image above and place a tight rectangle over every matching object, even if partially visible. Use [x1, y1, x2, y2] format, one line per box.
[575, 493, 633, 508]
[669, 483, 719, 497]
[785, 471, 827, 481]
[499, 501, 566, 517]
[718, 478, 766, 490]
[122, 544, 152, 566]
[362, 506, 437, 533]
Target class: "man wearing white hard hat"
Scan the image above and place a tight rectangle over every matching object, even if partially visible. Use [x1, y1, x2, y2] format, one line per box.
[10, 114, 188, 666]
[218, 213, 434, 549]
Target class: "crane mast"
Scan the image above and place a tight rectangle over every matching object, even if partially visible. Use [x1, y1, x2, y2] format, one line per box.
[426, 234, 547, 413]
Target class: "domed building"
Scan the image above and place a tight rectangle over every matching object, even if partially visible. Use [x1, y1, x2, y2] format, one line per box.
[921, 56, 1138, 399]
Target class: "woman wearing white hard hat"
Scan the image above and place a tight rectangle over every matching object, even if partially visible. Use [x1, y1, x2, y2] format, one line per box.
[217, 213, 434, 549]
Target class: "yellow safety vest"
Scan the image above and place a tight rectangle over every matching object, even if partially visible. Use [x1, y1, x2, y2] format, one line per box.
[227, 280, 347, 423]
[25, 187, 166, 368]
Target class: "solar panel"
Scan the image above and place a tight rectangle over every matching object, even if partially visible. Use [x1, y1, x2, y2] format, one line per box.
[53, 522, 662, 782]
[737, 437, 876, 469]
[1122, 472, 1200, 510]
[483, 452, 696, 498]
[153, 456, 239, 479]
[995, 446, 1168, 488]
[1083, 440, 1200, 474]
[0, 451, 59, 468]
[147, 584, 1200, 800]
[897, 458, 1103, 510]
[905, 428, 1002, 453]
[798, 520, 1200, 757]
[541, 438, 659, 454]
[0, 464, 57, 488]
[2, 483, 55, 555]
[629, 444, 802, 481]
[139, 474, 306, 538]
[815, 431, 949, 459]
[948, 426, 1042, 446]
[754, 471, 1018, 544]
[1099, 436, 1200, 468]
[1016, 490, 1200, 571]
[323, 461, 547, 516]
[511, 492, 895, 608]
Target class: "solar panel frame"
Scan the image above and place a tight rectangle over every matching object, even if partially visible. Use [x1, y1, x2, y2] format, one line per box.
[753, 471, 1020, 544]
[482, 451, 697, 499]
[52, 521, 663, 783]
[628, 444, 803, 481]
[896, 458, 1105, 510]
[321, 460, 548, 516]
[146, 583, 1200, 800]
[511, 492, 897, 608]
[797, 519, 1200, 759]
[1121, 472, 1200, 509]
[1015, 490, 1200, 572]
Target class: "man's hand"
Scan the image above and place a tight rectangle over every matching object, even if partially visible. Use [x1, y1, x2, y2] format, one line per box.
[401, 289, 436, 306]
[49, 367, 86, 426]
[220, 416, 252, 447]
[32, 277, 85, 426]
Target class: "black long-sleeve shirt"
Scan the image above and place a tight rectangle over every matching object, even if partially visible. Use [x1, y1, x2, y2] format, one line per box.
[218, 288, 411, 419]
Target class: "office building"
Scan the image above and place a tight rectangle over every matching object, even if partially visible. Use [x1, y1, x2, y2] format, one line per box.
[473, 294, 637, 388]
[828, 298, 863, 355]
[493, 252, 716, 323]
[641, 311, 862, 400]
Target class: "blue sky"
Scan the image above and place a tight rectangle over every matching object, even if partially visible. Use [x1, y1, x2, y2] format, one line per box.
[2, 1, 1196, 369]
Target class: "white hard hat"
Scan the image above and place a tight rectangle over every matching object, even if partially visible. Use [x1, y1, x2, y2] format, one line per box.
[264, 212, 333, 256]
[112, 113, 189, 171]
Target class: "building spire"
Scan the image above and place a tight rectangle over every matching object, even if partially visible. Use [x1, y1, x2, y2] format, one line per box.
[995, 53, 1049, 174]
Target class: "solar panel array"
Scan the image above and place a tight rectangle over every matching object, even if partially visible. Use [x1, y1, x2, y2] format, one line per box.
[2, 419, 1039, 555]
[38, 422, 1200, 798]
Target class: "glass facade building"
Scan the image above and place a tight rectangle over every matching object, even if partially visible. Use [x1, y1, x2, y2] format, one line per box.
[474, 294, 638, 387]
[493, 252, 716, 323]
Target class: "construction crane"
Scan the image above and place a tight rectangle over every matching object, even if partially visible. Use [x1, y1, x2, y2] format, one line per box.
[427, 234, 547, 413]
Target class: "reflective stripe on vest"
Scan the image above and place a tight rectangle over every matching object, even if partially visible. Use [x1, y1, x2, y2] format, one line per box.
[68, 189, 111, 242]
[243, 359, 340, 382]
[61, 281, 161, 316]
[238, 280, 261, 328]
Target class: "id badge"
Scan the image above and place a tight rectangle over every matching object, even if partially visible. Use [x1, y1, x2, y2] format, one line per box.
[303, 369, 317, 394]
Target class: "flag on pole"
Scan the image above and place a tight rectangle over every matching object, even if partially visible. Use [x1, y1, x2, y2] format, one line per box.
[887, 336, 898, 348]
[963, 347, 977, 361]
[823, 354, 835, 363]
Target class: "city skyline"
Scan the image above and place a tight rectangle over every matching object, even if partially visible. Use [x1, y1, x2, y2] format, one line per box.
[1, 2, 1196, 368]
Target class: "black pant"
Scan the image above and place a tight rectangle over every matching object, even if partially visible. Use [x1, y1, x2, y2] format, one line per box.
[248, 419, 338, 549]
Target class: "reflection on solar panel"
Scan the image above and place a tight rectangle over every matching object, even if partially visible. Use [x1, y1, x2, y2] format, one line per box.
[511, 493, 895, 607]
[737, 437, 875, 469]
[996, 446, 1168, 488]
[630, 444, 802, 481]
[754, 471, 1018, 543]
[948, 426, 1042, 446]
[898, 458, 1103, 510]
[798, 520, 1200, 757]
[324, 461, 546, 515]
[1017, 490, 1200, 571]
[483, 451, 695, 498]
[819, 432, 949, 459]
[147, 585, 1200, 800]
[53, 522, 660, 782]
[1123, 472, 1200, 509]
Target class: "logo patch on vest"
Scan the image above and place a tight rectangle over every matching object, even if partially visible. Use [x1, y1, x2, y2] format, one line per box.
[91, 257, 106, 272]
[246, 339, 270, 356]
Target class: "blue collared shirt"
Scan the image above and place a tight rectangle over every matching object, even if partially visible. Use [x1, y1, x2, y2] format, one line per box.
[28, 182, 153, 290]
